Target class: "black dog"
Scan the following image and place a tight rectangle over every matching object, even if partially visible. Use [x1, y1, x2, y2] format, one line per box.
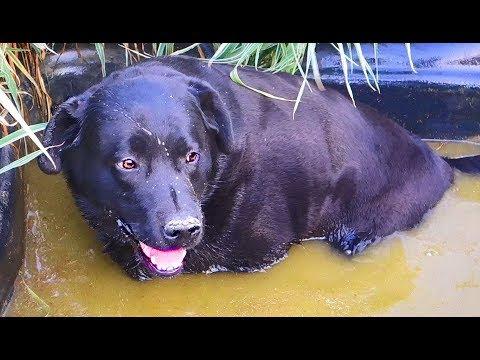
[37, 55, 480, 280]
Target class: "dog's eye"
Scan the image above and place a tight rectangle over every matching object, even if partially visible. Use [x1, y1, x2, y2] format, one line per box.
[118, 158, 137, 170]
[186, 151, 199, 164]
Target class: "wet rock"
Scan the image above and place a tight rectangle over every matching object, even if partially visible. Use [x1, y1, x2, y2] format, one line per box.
[41, 43, 207, 110]
[42, 44, 126, 109]
[315, 43, 480, 139]
[39, 43, 480, 140]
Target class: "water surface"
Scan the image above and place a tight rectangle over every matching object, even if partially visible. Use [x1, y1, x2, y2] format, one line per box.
[5, 141, 480, 316]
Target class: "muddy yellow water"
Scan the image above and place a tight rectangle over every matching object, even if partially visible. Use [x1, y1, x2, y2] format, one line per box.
[4, 141, 480, 316]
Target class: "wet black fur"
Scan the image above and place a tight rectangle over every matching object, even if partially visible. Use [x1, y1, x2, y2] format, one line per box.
[37, 55, 479, 280]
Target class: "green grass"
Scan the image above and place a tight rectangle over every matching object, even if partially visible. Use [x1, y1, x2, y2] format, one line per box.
[206, 43, 414, 114]
[0, 42, 416, 174]
[21, 277, 50, 316]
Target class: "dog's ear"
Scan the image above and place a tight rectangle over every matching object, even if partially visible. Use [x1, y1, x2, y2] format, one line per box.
[37, 95, 88, 175]
[188, 80, 234, 154]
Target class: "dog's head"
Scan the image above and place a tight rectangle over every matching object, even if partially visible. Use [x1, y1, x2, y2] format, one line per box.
[37, 64, 234, 280]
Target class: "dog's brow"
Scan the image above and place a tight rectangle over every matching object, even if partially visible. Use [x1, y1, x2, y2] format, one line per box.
[102, 95, 156, 135]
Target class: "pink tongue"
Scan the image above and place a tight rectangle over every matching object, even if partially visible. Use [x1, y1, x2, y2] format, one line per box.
[139, 242, 186, 268]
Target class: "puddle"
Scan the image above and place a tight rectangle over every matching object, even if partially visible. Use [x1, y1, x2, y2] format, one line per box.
[5, 141, 480, 316]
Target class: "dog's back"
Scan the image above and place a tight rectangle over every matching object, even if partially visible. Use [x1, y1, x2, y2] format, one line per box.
[137, 56, 456, 261]
[37, 55, 469, 276]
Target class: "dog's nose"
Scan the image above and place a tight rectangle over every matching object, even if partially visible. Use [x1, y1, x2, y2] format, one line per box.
[163, 217, 202, 242]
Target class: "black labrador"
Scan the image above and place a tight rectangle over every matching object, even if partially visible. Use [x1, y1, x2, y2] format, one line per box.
[37, 55, 480, 280]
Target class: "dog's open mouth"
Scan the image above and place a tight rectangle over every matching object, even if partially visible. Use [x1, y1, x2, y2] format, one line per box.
[139, 242, 186, 276]
[116, 218, 186, 277]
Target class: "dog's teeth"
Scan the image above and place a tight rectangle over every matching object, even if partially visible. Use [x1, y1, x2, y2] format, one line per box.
[148, 257, 180, 272]
[155, 265, 179, 272]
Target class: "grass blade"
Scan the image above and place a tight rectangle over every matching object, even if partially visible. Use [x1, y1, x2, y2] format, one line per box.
[94, 43, 106, 77]
[0, 148, 43, 174]
[290, 43, 312, 92]
[0, 89, 55, 169]
[0, 122, 47, 149]
[0, 47, 21, 109]
[229, 66, 295, 102]
[292, 44, 314, 119]
[292, 76, 308, 119]
[254, 46, 262, 70]
[330, 43, 359, 66]
[0, 112, 18, 127]
[156, 43, 167, 57]
[347, 43, 354, 74]
[405, 43, 417, 73]
[308, 43, 325, 91]
[118, 44, 151, 59]
[170, 43, 201, 56]
[31, 43, 57, 55]
[166, 44, 175, 55]
[123, 43, 130, 66]
[336, 43, 356, 107]
[5, 51, 41, 96]
[21, 278, 50, 316]
[353, 43, 380, 93]
[208, 43, 241, 65]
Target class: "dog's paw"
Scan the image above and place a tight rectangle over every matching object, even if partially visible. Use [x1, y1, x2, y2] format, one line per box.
[327, 225, 375, 256]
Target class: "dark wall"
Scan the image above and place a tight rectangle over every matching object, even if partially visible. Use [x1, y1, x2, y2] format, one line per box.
[42, 44, 208, 110]
[42, 43, 480, 140]
[329, 83, 480, 139]
[0, 145, 25, 315]
[317, 43, 480, 140]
